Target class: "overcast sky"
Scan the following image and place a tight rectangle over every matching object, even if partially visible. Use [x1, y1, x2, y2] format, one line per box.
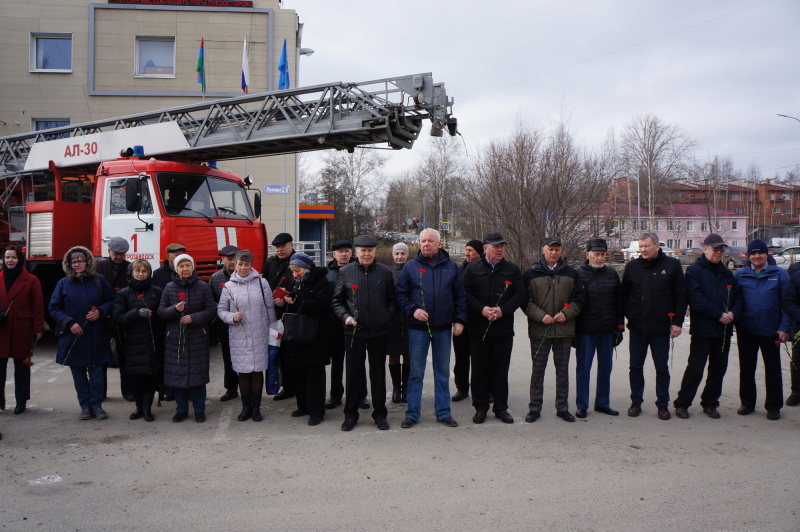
[284, 0, 800, 181]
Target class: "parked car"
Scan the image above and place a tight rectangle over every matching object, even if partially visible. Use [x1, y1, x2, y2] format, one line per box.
[678, 247, 704, 266]
[605, 248, 625, 263]
[723, 246, 749, 270]
[622, 241, 675, 261]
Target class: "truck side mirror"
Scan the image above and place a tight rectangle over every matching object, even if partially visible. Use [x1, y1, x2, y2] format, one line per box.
[254, 191, 262, 220]
[126, 177, 142, 212]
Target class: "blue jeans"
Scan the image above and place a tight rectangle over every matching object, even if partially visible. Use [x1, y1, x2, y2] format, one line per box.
[628, 331, 671, 407]
[405, 328, 452, 421]
[173, 385, 208, 413]
[575, 333, 614, 410]
[70, 365, 105, 409]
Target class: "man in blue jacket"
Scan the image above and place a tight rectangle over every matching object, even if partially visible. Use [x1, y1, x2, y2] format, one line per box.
[396, 228, 467, 428]
[734, 238, 791, 420]
[674, 234, 740, 419]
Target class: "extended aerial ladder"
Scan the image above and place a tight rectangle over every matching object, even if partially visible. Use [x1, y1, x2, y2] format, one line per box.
[0, 73, 457, 209]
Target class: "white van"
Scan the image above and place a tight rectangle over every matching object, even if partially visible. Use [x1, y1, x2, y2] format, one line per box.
[622, 241, 675, 261]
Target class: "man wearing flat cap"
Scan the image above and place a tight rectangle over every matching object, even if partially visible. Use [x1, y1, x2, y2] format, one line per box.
[153, 242, 187, 289]
[263, 232, 297, 400]
[574, 238, 623, 419]
[210, 245, 240, 402]
[451, 238, 485, 402]
[463, 232, 527, 424]
[324, 240, 366, 410]
[331, 235, 396, 431]
[97, 236, 133, 400]
[523, 236, 584, 423]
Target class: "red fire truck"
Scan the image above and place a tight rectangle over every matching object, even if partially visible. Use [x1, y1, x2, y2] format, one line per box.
[0, 73, 456, 306]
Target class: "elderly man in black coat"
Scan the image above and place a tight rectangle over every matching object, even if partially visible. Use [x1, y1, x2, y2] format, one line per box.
[574, 238, 624, 419]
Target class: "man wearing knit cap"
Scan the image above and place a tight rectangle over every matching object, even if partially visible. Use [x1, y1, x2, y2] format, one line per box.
[264, 232, 297, 400]
[734, 238, 791, 420]
[209, 245, 240, 402]
[331, 235, 396, 431]
[324, 239, 367, 409]
[451, 238, 485, 402]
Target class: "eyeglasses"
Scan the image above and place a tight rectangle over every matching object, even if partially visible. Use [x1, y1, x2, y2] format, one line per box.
[71, 259, 86, 264]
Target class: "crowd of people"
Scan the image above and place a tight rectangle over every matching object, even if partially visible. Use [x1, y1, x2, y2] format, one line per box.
[0, 228, 797, 440]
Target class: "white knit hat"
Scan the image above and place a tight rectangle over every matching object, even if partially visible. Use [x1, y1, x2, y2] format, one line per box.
[173, 253, 195, 270]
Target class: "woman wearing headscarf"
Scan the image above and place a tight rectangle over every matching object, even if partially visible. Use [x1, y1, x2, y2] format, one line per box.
[49, 246, 115, 420]
[217, 250, 277, 422]
[387, 242, 410, 403]
[157, 253, 216, 423]
[113, 259, 165, 422]
[274, 252, 331, 426]
[0, 246, 45, 414]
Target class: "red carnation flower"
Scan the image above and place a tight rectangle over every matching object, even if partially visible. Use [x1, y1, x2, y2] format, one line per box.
[351, 284, 359, 290]
[92, 306, 98, 311]
[418, 269, 426, 273]
[563, 303, 571, 309]
[667, 312, 675, 317]
[726, 285, 733, 289]
[178, 292, 186, 301]
[137, 294, 145, 300]
[504, 280, 512, 285]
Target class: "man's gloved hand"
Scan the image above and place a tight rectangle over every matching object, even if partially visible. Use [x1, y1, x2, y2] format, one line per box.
[613, 329, 624, 347]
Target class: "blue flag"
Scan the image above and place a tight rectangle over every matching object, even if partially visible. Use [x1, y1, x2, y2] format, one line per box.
[278, 39, 290, 90]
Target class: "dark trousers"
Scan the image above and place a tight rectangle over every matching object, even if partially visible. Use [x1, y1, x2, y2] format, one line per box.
[470, 335, 512, 413]
[736, 328, 784, 411]
[294, 364, 326, 420]
[791, 341, 800, 396]
[277, 342, 295, 394]
[628, 331, 670, 408]
[528, 337, 571, 413]
[0, 358, 31, 403]
[218, 325, 238, 394]
[344, 334, 388, 421]
[674, 336, 729, 409]
[329, 341, 345, 401]
[452, 331, 471, 392]
[130, 373, 159, 401]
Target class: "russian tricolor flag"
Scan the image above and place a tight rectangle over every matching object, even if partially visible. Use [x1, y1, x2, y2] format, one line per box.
[241, 36, 249, 94]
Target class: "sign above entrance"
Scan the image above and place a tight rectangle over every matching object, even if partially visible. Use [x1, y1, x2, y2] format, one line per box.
[108, 0, 254, 7]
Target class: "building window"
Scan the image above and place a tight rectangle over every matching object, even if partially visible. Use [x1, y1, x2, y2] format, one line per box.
[781, 194, 790, 200]
[732, 208, 741, 213]
[30, 33, 72, 72]
[731, 221, 738, 230]
[731, 194, 741, 200]
[686, 239, 693, 248]
[796, 194, 800, 201]
[769, 193, 775, 200]
[686, 221, 694, 231]
[701, 222, 709, 232]
[652, 220, 659, 231]
[774, 207, 781, 213]
[620, 220, 626, 230]
[666, 239, 680, 249]
[754, 207, 760, 214]
[673, 193, 685, 199]
[731, 240, 738, 246]
[785, 208, 792, 214]
[690, 193, 696, 199]
[667, 220, 681, 231]
[34, 118, 70, 140]
[135, 36, 175, 77]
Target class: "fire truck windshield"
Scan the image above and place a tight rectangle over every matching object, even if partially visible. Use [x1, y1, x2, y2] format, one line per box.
[156, 173, 253, 221]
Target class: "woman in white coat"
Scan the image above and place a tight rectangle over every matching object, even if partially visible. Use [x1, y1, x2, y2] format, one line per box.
[217, 250, 277, 422]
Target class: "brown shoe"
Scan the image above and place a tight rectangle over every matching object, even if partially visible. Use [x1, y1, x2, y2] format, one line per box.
[657, 407, 671, 420]
[627, 402, 641, 417]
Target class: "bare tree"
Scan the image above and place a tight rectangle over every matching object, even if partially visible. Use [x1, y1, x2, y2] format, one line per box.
[468, 121, 613, 266]
[620, 114, 697, 226]
[312, 149, 386, 240]
[414, 136, 465, 236]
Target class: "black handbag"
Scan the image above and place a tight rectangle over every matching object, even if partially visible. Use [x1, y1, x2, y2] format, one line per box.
[281, 313, 318, 344]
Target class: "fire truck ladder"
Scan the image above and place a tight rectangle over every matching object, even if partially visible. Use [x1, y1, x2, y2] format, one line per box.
[0, 73, 456, 206]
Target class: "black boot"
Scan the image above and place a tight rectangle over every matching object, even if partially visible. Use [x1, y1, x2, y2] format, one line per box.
[143, 394, 155, 422]
[130, 398, 143, 420]
[14, 400, 26, 415]
[389, 364, 402, 403]
[401, 364, 410, 403]
[252, 395, 263, 422]
[238, 396, 252, 421]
